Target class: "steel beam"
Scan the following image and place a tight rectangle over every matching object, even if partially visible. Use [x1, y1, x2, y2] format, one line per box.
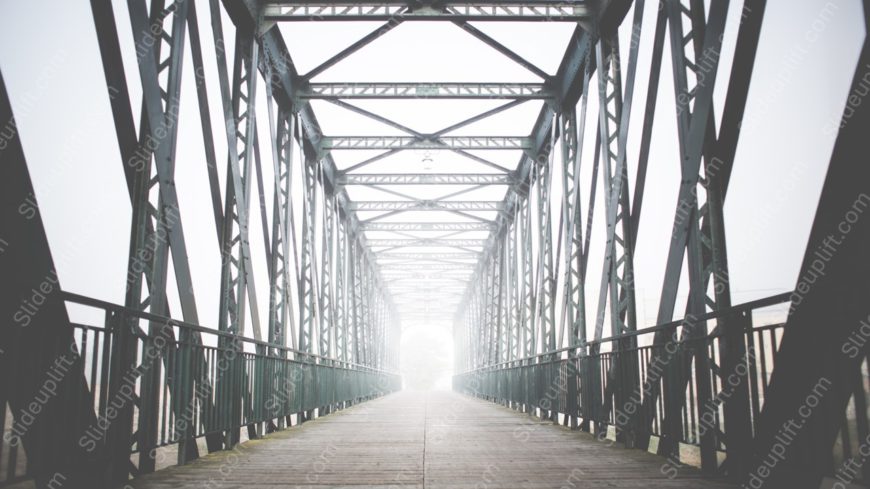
[301, 82, 550, 99]
[263, 2, 591, 22]
[377, 252, 479, 260]
[321, 136, 531, 151]
[352, 201, 503, 212]
[0, 65, 104, 489]
[380, 262, 477, 271]
[94, 0, 227, 464]
[366, 239, 486, 248]
[383, 273, 471, 281]
[363, 222, 494, 231]
[126, 0, 208, 469]
[341, 173, 513, 186]
[749, 34, 870, 488]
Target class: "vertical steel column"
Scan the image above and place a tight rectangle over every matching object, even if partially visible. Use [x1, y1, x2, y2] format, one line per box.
[125, 0, 198, 472]
[320, 192, 336, 361]
[350, 238, 362, 366]
[701, 2, 767, 475]
[591, 32, 638, 344]
[559, 110, 585, 351]
[264, 99, 296, 431]
[359, 255, 372, 367]
[559, 106, 588, 428]
[0, 67, 104, 488]
[496, 231, 509, 366]
[267, 108, 296, 354]
[335, 219, 349, 365]
[211, 0, 266, 444]
[508, 212, 522, 364]
[214, 25, 263, 341]
[489, 246, 501, 366]
[297, 155, 320, 419]
[520, 197, 537, 358]
[503, 237, 515, 401]
[589, 30, 640, 443]
[749, 33, 870, 485]
[652, 0, 730, 468]
[536, 123, 558, 356]
[298, 156, 318, 356]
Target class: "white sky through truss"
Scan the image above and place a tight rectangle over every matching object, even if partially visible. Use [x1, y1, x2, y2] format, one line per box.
[0, 0, 865, 388]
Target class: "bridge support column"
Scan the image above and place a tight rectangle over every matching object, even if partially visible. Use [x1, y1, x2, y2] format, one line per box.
[748, 33, 870, 488]
[0, 70, 104, 488]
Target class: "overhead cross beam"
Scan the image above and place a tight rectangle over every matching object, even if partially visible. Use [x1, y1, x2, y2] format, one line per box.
[352, 201, 504, 212]
[383, 272, 471, 279]
[363, 222, 495, 231]
[366, 238, 487, 248]
[341, 173, 513, 186]
[378, 252, 479, 260]
[328, 97, 531, 173]
[301, 82, 551, 100]
[263, 2, 591, 22]
[321, 136, 531, 151]
[380, 262, 477, 271]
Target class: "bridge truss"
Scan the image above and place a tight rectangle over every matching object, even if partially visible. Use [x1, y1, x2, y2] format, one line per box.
[1, 0, 869, 488]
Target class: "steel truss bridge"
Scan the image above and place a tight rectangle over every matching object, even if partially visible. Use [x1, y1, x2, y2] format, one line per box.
[0, 0, 868, 488]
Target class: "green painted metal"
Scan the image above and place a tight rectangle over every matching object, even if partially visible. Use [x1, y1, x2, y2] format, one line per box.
[454, 294, 791, 467]
[59, 291, 401, 472]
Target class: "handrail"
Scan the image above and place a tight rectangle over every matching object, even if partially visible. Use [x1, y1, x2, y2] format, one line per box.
[455, 291, 792, 374]
[60, 290, 399, 376]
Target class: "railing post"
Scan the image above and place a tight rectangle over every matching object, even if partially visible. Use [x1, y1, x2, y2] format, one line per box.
[691, 316, 717, 473]
[246, 348, 261, 441]
[218, 335, 242, 448]
[566, 356, 578, 429]
[137, 319, 165, 473]
[721, 310, 753, 480]
[177, 326, 197, 465]
[578, 351, 592, 432]
[104, 310, 137, 487]
[589, 350, 603, 436]
[660, 328, 684, 461]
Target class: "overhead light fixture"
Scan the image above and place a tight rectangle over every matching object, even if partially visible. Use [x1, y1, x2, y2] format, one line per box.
[422, 150, 434, 171]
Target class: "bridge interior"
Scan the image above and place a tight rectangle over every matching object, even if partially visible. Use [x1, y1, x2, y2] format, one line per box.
[1, 1, 869, 488]
[124, 390, 739, 489]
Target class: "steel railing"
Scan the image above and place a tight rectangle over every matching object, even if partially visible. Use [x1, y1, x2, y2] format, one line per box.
[1, 290, 401, 487]
[453, 293, 793, 477]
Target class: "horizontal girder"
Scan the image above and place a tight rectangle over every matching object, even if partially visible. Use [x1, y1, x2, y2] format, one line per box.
[363, 222, 494, 231]
[377, 252, 479, 260]
[391, 289, 462, 298]
[320, 136, 531, 151]
[341, 173, 514, 186]
[302, 82, 551, 99]
[366, 238, 486, 248]
[263, 2, 590, 22]
[385, 277, 470, 285]
[383, 273, 470, 279]
[380, 262, 477, 271]
[352, 200, 503, 211]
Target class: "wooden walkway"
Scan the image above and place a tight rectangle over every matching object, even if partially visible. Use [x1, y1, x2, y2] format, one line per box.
[126, 391, 738, 489]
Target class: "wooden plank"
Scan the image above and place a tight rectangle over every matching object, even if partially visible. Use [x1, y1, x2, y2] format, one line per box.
[125, 391, 737, 488]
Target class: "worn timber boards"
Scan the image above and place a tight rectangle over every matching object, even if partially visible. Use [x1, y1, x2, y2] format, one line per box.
[123, 391, 736, 488]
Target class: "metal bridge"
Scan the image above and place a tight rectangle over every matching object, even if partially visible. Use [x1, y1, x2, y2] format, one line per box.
[0, 0, 868, 488]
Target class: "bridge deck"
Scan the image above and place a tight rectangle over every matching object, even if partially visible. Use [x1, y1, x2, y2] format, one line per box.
[126, 391, 737, 489]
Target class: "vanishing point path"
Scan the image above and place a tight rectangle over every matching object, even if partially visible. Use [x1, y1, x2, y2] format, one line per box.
[126, 391, 738, 489]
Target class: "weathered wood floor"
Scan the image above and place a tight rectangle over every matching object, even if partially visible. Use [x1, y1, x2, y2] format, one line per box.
[125, 390, 738, 488]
